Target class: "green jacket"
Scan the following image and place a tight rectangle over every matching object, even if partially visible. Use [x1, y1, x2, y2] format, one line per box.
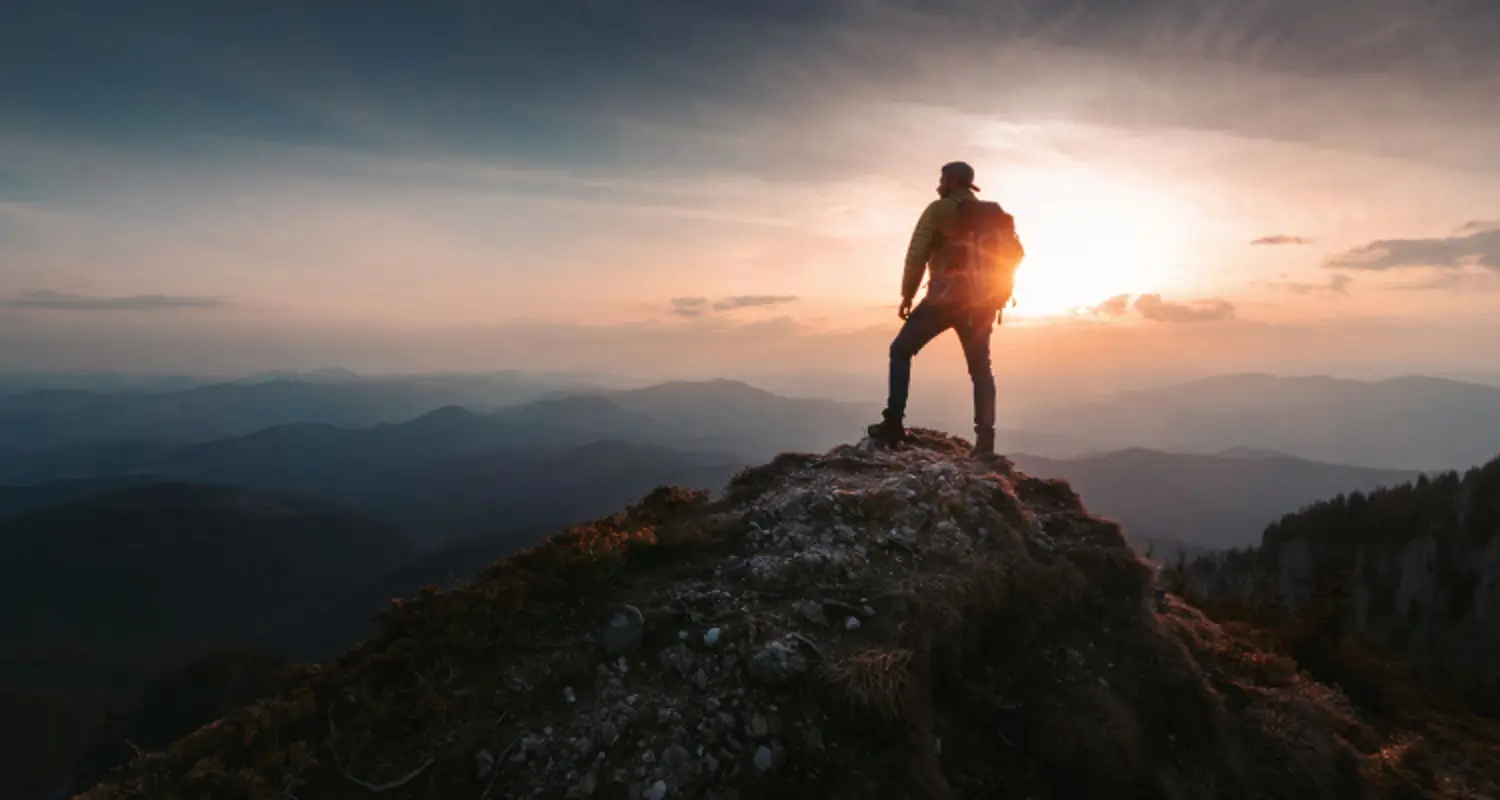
[901, 187, 976, 302]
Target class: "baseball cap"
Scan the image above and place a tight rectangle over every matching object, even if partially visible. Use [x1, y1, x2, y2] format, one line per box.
[941, 161, 980, 192]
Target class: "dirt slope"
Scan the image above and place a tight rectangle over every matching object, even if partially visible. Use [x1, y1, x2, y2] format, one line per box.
[81, 431, 1498, 799]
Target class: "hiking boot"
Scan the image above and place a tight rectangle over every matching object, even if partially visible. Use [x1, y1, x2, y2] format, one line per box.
[866, 416, 909, 446]
[971, 427, 996, 458]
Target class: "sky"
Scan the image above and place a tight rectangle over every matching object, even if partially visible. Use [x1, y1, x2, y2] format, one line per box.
[3, 0, 1500, 388]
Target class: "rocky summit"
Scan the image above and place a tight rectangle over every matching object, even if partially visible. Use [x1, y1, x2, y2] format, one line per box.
[82, 431, 1498, 799]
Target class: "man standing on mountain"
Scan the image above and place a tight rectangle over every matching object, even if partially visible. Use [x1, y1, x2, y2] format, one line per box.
[866, 161, 1025, 457]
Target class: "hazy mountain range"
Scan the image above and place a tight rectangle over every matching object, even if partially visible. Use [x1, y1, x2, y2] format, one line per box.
[1021, 373, 1500, 471]
[1010, 449, 1421, 554]
[0, 372, 611, 457]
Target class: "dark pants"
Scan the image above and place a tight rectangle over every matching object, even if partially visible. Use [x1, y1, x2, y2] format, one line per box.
[884, 297, 996, 432]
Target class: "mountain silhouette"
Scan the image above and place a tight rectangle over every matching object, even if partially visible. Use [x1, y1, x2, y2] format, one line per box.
[1024, 373, 1500, 470]
[0, 483, 417, 694]
[0, 374, 603, 458]
[1009, 448, 1420, 551]
[78, 433, 1500, 799]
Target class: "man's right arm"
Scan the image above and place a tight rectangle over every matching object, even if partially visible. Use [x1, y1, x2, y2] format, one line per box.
[901, 200, 945, 302]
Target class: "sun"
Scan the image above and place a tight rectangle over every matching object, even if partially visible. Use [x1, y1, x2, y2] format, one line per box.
[994, 167, 1185, 318]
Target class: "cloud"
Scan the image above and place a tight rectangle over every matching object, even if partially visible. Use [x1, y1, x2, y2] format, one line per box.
[1262, 273, 1353, 296]
[1088, 293, 1132, 317]
[669, 297, 709, 318]
[1384, 270, 1500, 293]
[712, 295, 798, 312]
[1324, 226, 1500, 271]
[667, 295, 798, 317]
[1459, 220, 1500, 234]
[1133, 294, 1236, 323]
[0, 291, 230, 311]
[1251, 235, 1315, 246]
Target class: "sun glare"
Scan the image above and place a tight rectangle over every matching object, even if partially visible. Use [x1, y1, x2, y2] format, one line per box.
[996, 167, 1185, 318]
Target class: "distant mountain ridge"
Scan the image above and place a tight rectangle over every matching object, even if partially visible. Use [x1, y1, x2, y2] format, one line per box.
[1010, 447, 1421, 551]
[1023, 373, 1500, 471]
[0, 373, 613, 457]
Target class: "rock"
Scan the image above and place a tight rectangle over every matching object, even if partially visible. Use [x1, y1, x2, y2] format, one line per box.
[799, 550, 831, 571]
[663, 743, 692, 767]
[748, 713, 769, 738]
[517, 733, 547, 762]
[753, 744, 775, 772]
[564, 686, 578, 704]
[748, 637, 810, 683]
[662, 743, 698, 782]
[572, 771, 598, 797]
[703, 627, 723, 647]
[595, 721, 620, 747]
[644, 779, 668, 800]
[746, 555, 783, 588]
[474, 748, 495, 779]
[795, 599, 828, 627]
[602, 605, 645, 655]
[845, 616, 862, 631]
[659, 643, 696, 676]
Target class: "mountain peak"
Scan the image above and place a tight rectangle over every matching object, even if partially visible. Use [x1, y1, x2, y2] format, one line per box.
[83, 431, 1498, 799]
[407, 404, 480, 427]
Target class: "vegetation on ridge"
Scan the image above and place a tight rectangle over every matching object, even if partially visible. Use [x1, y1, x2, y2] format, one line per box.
[82, 433, 1500, 799]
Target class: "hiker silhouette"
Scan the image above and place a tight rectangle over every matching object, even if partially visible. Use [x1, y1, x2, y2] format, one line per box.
[866, 161, 1024, 457]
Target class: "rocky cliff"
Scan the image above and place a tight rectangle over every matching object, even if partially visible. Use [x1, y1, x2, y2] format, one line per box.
[81, 432, 1498, 799]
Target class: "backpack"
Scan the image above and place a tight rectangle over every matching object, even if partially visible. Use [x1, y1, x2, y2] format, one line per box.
[946, 199, 1026, 310]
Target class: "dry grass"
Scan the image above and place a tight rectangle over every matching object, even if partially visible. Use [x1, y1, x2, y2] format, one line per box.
[822, 647, 916, 720]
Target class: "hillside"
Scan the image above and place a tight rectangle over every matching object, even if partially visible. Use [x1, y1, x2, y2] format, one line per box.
[277, 525, 568, 661]
[1178, 454, 1500, 689]
[0, 475, 169, 519]
[1, 422, 748, 546]
[1022, 374, 1500, 471]
[1010, 449, 1420, 551]
[82, 433, 1498, 799]
[0, 483, 418, 687]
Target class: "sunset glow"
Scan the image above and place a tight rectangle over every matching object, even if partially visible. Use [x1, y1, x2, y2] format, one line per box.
[996, 166, 1186, 317]
[0, 0, 1497, 379]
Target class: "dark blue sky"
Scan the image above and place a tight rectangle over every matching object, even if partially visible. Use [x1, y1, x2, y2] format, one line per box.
[5, 0, 1498, 176]
[3, 0, 849, 162]
[10, 0, 1496, 153]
